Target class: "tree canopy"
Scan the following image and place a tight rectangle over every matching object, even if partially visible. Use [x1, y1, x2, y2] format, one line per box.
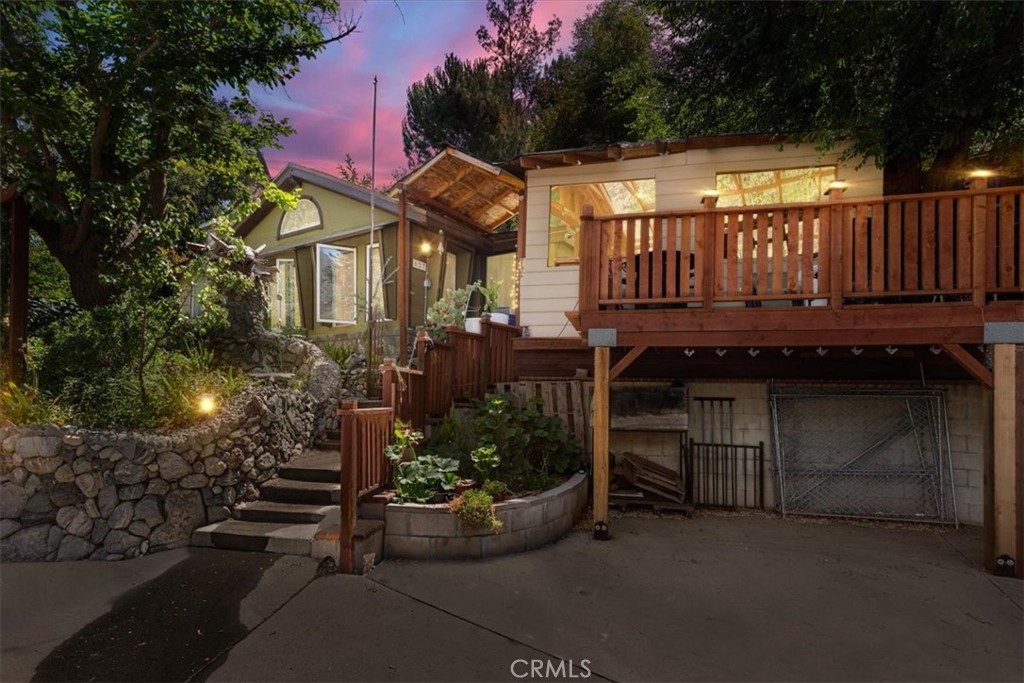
[402, 0, 560, 165]
[1, 0, 357, 308]
[646, 0, 1024, 192]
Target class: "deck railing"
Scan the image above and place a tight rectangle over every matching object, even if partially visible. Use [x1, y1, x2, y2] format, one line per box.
[579, 186, 1022, 312]
[382, 320, 522, 430]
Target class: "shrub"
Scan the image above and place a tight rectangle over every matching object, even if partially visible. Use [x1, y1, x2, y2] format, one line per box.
[425, 283, 474, 341]
[482, 479, 510, 501]
[0, 382, 69, 425]
[390, 454, 460, 504]
[450, 489, 502, 533]
[470, 443, 500, 480]
[321, 341, 357, 367]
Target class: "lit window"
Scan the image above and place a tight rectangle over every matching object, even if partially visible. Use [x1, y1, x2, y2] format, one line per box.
[280, 198, 322, 235]
[270, 258, 300, 330]
[548, 179, 655, 266]
[716, 166, 836, 207]
[316, 244, 357, 324]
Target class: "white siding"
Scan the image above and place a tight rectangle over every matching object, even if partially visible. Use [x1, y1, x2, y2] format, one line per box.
[519, 143, 884, 338]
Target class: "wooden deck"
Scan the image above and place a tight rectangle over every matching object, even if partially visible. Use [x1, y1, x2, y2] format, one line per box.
[574, 185, 1023, 348]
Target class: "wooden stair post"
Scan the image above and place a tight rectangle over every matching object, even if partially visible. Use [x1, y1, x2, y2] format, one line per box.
[338, 399, 359, 574]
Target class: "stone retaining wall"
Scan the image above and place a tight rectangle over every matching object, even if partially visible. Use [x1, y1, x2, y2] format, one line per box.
[384, 473, 589, 560]
[1, 331, 342, 562]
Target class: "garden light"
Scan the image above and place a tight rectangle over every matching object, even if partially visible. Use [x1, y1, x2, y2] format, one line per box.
[196, 394, 217, 415]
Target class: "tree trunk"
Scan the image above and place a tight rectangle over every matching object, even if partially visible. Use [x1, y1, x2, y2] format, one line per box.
[882, 158, 924, 195]
[32, 218, 113, 309]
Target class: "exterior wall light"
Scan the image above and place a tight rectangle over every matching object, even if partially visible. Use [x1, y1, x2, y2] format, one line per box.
[968, 169, 995, 178]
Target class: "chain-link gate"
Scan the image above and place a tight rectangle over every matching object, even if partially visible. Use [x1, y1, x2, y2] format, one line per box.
[770, 388, 958, 524]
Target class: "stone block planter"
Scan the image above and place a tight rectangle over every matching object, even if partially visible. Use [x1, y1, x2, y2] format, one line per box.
[383, 472, 588, 560]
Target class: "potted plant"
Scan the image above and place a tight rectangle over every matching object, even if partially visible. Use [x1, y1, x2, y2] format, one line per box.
[466, 279, 507, 333]
[425, 283, 474, 341]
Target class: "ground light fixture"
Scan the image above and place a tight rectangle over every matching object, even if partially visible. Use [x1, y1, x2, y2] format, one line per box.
[196, 393, 218, 415]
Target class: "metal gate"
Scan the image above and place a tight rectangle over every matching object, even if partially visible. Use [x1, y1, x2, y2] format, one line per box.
[770, 388, 958, 524]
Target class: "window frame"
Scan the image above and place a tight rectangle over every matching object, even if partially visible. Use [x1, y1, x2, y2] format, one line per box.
[279, 196, 324, 237]
[271, 257, 300, 330]
[315, 243, 358, 325]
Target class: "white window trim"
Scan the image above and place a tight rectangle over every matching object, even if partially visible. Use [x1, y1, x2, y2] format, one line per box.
[365, 242, 391, 322]
[315, 243, 357, 325]
[273, 258, 297, 328]
[280, 197, 322, 235]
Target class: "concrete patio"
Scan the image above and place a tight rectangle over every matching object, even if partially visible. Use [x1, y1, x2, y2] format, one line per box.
[2, 512, 1021, 682]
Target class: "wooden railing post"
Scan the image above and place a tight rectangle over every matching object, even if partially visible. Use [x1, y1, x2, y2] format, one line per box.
[578, 205, 596, 312]
[338, 399, 359, 574]
[380, 358, 396, 410]
[969, 176, 990, 306]
[481, 317, 493, 393]
[827, 185, 846, 310]
[701, 193, 718, 309]
[415, 329, 429, 370]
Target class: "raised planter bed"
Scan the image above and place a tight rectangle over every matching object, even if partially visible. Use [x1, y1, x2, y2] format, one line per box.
[384, 473, 588, 560]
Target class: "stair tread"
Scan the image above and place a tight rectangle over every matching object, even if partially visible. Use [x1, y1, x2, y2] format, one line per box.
[262, 479, 339, 492]
[286, 448, 340, 472]
[195, 519, 319, 537]
[235, 500, 332, 515]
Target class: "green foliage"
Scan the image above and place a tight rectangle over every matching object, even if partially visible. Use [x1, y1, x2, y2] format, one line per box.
[471, 444, 500, 481]
[482, 479, 511, 501]
[425, 283, 475, 341]
[390, 455, 461, 504]
[474, 279, 503, 314]
[449, 489, 503, 533]
[0, 382, 69, 426]
[384, 420, 426, 465]
[646, 0, 1024, 191]
[337, 153, 374, 189]
[31, 303, 249, 428]
[26, 298, 80, 335]
[321, 341, 358, 368]
[532, 0, 669, 150]
[1, 0, 357, 308]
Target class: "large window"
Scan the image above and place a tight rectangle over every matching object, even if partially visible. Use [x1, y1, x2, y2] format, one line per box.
[280, 198, 322, 235]
[548, 179, 655, 266]
[716, 166, 836, 207]
[316, 244, 356, 324]
[365, 242, 388, 321]
[270, 258, 300, 330]
[485, 252, 517, 311]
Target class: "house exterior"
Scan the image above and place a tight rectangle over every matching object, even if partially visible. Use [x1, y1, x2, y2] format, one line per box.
[236, 162, 521, 351]
[408, 134, 1020, 574]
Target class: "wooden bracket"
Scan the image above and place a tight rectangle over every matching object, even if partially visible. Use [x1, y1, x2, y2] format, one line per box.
[609, 345, 648, 381]
[941, 343, 993, 389]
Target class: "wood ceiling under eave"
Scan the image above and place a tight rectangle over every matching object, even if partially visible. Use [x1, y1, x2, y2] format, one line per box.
[395, 147, 525, 233]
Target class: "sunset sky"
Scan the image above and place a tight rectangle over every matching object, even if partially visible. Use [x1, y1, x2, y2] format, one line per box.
[253, 0, 592, 186]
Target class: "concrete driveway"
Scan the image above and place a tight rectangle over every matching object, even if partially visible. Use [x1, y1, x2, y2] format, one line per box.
[208, 512, 1022, 682]
[3, 512, 1021, 682]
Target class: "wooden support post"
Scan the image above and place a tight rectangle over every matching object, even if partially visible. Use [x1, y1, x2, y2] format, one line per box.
[397, 186, 410, 366]
[338, 399, 359, 574]
[991, 343, 1023, 577]
[593, 346, 610, 540]
[7, 196, 29, 384]
[579, 205, 596, 312]
[701, 194, 717, 310]
[827, 185, 845, 310]
[969, 176, 989, 307]
[515, 190, 526, 319]
[380, 358, 395, 410]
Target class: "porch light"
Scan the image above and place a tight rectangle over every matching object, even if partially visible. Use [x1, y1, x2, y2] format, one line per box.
[700, 189, 720, 198]
[825, 180, 849, 196]
[968, 169, 995, 179]
[419, 241, 432, 256]
[196, 394, 217, 415]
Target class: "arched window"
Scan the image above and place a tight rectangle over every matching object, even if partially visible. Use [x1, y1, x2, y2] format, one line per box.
[280, 197, 322, 235]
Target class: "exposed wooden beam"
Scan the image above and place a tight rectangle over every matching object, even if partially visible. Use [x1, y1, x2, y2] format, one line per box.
[519, 156, 561, 170]
[609, 345, 648, 381]
[430, 165, 474, 198]
[941, 343, 993, 389]
[405, 187, 493, 234]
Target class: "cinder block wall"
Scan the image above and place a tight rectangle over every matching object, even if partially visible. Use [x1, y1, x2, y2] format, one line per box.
[608, 380, 986, 525]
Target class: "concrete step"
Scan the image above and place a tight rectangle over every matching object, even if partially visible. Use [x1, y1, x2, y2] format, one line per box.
[191, 519, 318, 556]
[279, 448, 339, 483]
[234, 501, 331, 524]
[260, 478, 339, 505]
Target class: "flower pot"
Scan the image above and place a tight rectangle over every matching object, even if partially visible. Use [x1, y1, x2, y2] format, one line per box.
[464, 317, 483, 334]
[454, 479, 476, 495]
[487, 312, 510, 325]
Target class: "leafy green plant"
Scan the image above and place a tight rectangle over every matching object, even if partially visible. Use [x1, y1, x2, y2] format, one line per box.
[0, 382, 69, 425]
[482, 479, 510, 501]
[425, 283, 475, 341]
[390, 455, 460, 504]
[450, 489, 502, 533]
[471, 394, 583, 492]
[384, 420, 425, 464]
[474, 279, 503, 314]
[321, 341, 358, 368]
[470, 444, 500, 480]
